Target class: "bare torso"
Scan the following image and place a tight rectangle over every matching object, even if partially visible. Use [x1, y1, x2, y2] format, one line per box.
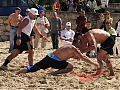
[8, 13, 22, 26]
[84, 29, 110, 44]
[53, 45, 78, 61]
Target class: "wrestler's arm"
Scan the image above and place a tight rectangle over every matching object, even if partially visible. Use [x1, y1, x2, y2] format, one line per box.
[72, 46, 98, 67]
[82, 33, 97, 53]
[17, 19, 29, 37]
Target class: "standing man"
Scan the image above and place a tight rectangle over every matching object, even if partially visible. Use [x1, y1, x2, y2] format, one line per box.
[81, 21, 92, 34]
[76, 29, 115, 76]
[34, 10, 50, 49]
[76, 10, 87, 33]
[25, 8, 35, 47]
[60, 0, 69, 11]
[50, 12, 62, 49]
[8, 7, 23, 53]
[101, 0, 109, 13]
[0, 8, 48, 70]
[60, 22, 75, 45]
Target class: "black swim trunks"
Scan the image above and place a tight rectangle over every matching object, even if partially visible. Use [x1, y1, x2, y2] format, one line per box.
[100, 36, 115, 55]
[30, 30, 35, 37]
[35, 54, 68, 70]
[14, 32, 33, 53]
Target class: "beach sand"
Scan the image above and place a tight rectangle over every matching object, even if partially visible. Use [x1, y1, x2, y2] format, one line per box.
[0, 39, 120, 90]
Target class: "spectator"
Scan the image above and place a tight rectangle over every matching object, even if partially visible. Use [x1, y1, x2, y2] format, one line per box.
[68, 0, 74, 12]
[76, 10, 87, 33]
[60, 0, 68, 11]
[103, 11, 113, 31]
[50, 12, 62, 49]
[81, 21, 92, 34]
[25, 8, 30, 16]
[115, 19, 120, 36]
[87, 0, 97, 12]
[73, 0, 78, 11]
[101, 0, 109, 13]
[8, 7, 23, 53]
[105, 22, 117, 55]
[53, 0, 61, 11]
[60, 22, 75, 45]
[34, 10, 50, 49]
[105, 22, 117, 40]
[97, 13, 105, 29]
[82, 0, 88, 11]
[105, 11, 113, 24]
[76, 0, 83, 12]
[94, 1, 102, 13]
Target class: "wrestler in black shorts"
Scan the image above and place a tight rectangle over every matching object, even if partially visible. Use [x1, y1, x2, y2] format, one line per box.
[14, 32, 33, 53]
[30, 30, 35, 37]
[101, 35, 115, 55]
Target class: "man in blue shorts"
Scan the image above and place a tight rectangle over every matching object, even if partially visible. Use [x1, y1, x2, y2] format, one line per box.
[17, 43, 98, 75]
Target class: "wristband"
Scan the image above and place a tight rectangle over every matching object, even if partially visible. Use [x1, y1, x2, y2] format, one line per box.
[17, 36, 21, 40]
[40, 34, 43, 38]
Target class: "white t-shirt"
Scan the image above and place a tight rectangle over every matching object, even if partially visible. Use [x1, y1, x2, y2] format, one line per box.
[36, 16, 50, 32]
[61, 29, 75, 45]
[101, 0, 109, 8]
[116, 21, 120, 36]
[22, 16, 35, 36]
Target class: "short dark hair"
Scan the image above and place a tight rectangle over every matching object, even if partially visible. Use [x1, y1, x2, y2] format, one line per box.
[86, 21, 91, 23]
[15, 7, 21, 10]
[74, 32, 82, 39]
[106, 22, 111, 25]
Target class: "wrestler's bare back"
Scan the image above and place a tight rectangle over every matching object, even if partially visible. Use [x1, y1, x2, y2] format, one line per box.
[53, 45, 80, 61]
[85, 29, 110, 43]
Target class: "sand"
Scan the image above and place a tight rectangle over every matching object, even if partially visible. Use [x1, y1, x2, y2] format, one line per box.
[0, 39, 120, 90]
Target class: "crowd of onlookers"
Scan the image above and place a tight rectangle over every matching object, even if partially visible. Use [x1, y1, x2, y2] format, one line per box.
[52, 0, 109, 13]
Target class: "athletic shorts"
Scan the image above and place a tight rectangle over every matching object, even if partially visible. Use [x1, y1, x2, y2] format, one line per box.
[35, 54, 68, 70]
[14, 32, 33, 53]
[30, 30, 35, 37]
[101, 36, 115, 55]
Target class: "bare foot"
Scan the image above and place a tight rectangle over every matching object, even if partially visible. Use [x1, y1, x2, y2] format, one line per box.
[50, 72, 58, 76]
[109, 73, 115, 76]
[16, 68, 28, 75]
[106, 76, 114, 80]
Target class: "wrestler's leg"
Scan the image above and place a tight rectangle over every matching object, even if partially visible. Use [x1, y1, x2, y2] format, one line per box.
[16, 65, 39, 75]
[50, 63, 73, 76]
[97, 49, 106, 69]
[102, 54, 114, 76]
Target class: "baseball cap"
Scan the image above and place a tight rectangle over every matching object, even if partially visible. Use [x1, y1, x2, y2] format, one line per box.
[30, 8, 39, 15]
[26, 8, 30, 12]
[66, 22, 71, 26]
[39, 10, 44, 13]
